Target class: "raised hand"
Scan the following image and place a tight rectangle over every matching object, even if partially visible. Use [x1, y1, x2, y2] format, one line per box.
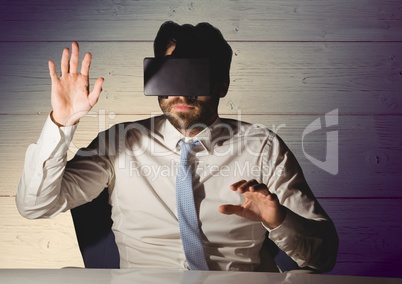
[48, 42, 104, 126]
[218, 179, 287, 229]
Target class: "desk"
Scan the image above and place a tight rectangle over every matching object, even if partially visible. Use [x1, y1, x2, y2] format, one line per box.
[0, 269, 401, 284]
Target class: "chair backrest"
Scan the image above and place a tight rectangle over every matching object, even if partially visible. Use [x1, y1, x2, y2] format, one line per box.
[263, 237, 300, 272]
[70, 188, 120, 268]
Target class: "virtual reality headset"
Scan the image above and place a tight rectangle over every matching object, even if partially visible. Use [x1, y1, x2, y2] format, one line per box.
[144, 57, 211, 97]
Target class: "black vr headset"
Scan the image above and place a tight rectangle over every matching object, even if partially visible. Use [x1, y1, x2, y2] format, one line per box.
[144, 58, 211, 97]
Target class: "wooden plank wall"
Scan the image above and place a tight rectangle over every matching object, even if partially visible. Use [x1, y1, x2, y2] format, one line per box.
[1, 0, 401, 278]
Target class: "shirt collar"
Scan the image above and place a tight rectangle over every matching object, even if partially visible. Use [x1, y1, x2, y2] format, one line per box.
[161, 117, 223, 153]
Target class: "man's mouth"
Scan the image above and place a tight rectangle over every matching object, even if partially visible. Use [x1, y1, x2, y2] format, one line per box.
[172, 104, 195, 111]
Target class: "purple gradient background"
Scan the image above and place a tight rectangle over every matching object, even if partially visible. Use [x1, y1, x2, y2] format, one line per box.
[0, 0, 401, 278]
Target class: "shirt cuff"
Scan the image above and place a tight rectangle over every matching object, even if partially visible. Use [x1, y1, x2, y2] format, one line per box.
[37, 114, 78, 161]
[262, 208, 301, 238]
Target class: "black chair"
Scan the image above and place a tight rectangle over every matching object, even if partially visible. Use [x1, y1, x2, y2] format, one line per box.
[71, 188, 299, 271]
[71, 188, 120, 268]
[264, 237, 300, 272]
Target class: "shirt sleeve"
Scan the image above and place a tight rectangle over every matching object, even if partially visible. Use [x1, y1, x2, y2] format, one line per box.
[264, 134, 339, 272]
[16, 114, 113, 219]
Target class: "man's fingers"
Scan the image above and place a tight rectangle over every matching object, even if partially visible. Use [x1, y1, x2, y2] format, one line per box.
[230, 180, 247, 191]
[230, 179, 259, 193]
[218, 204, 243, 215]
[48, 60, 58, 81]
[244, 191, 278, 204]
[249, 183, 269, 195]
[69, 42, 79, 74]
[61, 47, 70, 76]
[81, 52, 92, 76]
[88, 77, 104, 107]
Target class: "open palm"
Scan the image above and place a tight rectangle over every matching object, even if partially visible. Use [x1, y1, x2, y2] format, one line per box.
[49, 42, 103, 126]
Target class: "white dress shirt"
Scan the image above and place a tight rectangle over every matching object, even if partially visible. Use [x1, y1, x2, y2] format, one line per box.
[16, 114, 338, 271]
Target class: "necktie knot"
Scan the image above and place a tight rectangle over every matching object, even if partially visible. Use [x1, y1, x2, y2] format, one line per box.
[178, 140, 200, 170]
[179, 139, 200, 153]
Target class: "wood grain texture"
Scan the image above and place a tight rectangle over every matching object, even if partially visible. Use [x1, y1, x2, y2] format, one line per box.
[0, 0, 401, 277]
[0, 197, 83, 268]
[1, 0, 401, 41]
[2, 196, 402, 277]
[0, 42, 401, 115]
[320, 199, 402, 278]
[2, 114, 401, 198]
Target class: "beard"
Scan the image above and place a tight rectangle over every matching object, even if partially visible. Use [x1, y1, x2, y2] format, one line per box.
[158, 96, 219, 132]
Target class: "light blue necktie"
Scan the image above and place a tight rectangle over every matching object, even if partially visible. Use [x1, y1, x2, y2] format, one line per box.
[176, 140, 209, 270]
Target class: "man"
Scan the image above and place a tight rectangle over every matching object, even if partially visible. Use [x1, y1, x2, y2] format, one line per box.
[16, 21, 338, 272]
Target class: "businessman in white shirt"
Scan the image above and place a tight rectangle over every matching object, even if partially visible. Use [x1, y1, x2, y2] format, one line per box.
[16, 21, 338, 272]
